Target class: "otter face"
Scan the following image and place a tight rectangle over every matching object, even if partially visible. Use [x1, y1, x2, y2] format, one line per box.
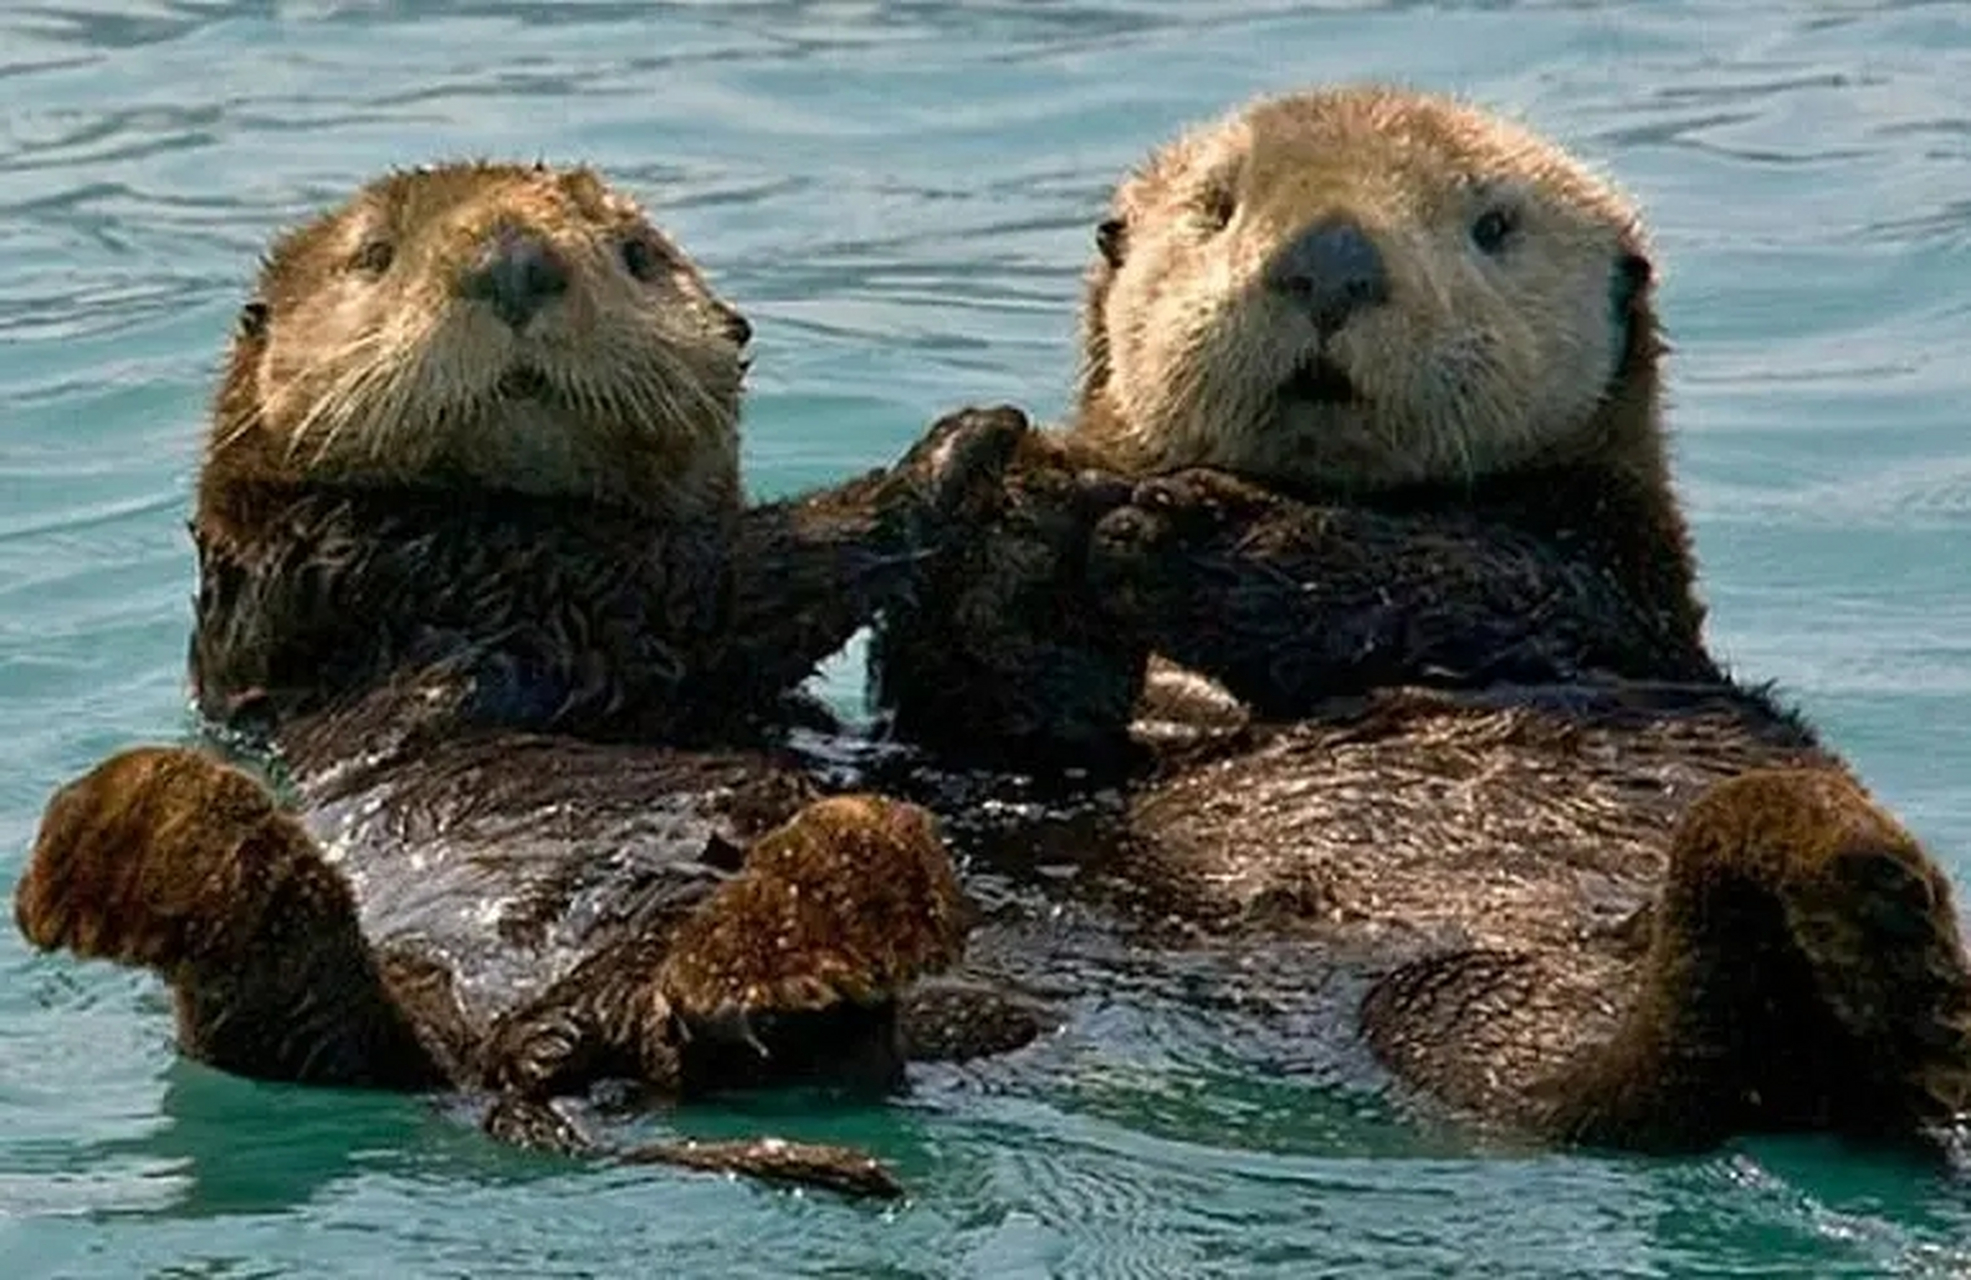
[219, 161, 749, 516]
[1081, 85, 1655, 492]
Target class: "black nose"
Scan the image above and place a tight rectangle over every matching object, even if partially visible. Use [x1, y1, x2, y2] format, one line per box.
[1263, 218, 1390, 336]
[461, 227, 570, 330]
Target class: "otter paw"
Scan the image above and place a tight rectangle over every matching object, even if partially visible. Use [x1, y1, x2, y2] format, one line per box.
[14, 746, 344, 971]
[619, 1135, 905, 1201]
[893, 404, 1031, 523]
[656, 795, 965, 1027]
[1130, 468, 1288, 533]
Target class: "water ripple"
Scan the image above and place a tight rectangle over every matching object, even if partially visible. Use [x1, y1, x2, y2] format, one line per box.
[6, 0, 1971, 1274]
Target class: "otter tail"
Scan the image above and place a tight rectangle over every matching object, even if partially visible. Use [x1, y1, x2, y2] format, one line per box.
[481, 1093, 904, 1200]
[15, 746, 443, 1089]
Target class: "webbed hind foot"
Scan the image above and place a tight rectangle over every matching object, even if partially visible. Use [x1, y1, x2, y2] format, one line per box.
[659, 794, 966, 1035]
[15, 746, 441, 1088]
[1550, 766, 1971, 1151]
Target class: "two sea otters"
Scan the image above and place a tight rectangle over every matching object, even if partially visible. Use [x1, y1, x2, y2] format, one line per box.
[19, 86, 1971, 1199]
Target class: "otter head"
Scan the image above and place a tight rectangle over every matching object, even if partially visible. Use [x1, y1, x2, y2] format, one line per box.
[210, 161, 751, 519]
[1076, 84, 1660, 494]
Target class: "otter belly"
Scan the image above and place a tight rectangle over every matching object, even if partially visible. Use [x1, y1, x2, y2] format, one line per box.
[932, 684, 1829, 992]
[293, 731, 812, 1030]
[1128, 687, 1827, 948]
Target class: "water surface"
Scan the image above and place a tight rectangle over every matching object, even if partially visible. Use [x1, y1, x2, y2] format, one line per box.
[5, 2, 1971, 1275]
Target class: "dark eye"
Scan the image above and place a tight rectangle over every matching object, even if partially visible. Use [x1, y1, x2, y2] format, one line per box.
[352, 238, 394, 276]
[236, 300, 269, 340]
[1470, 209, 1516, 255]
[620, 237, 665, 282]
[1198, 182, 1237, 233]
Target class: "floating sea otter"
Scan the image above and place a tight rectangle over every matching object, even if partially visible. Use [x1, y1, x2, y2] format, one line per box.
[870, 85, 1971, 1155]
[14, 160, 1035, 1199]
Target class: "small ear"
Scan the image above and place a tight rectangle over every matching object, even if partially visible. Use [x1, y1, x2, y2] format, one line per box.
[236, 300, 270, 342]
[1095, 217, 1127, 269]
[1614, 252, 1651, 311]
[1607, 252, 1653, 373]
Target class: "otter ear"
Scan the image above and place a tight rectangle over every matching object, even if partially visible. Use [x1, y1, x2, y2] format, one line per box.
[1608, 251, 1652, 369]
[235, 300, 270, 342]
[1095, 217, 1127, 269]
[718, 303, 753, 349]
[1612, 252, 1651, 314]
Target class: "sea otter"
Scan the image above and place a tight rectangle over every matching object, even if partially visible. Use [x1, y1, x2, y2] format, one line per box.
[14, 160, 1037, 1198]
[868, 86, 1971, 1156]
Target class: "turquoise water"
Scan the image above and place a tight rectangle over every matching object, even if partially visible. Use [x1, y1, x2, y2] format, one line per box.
[5, 1, 1971, 1274]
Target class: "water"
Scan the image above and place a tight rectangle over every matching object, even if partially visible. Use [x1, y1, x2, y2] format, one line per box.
[4, 1, 1971, 1275]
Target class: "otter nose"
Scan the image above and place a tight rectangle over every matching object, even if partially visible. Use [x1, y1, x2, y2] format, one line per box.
[1263, 218, 1390, 336]
[461, 227, 570, 330]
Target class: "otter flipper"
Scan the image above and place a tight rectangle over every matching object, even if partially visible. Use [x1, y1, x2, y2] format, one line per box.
[1546, 767, 1971, 1151]
[14, 747, 445, 1089]
[658, 794, 966, 1027]
[1365, 767, 1971, 1154]
[481, 796, 968, 1104]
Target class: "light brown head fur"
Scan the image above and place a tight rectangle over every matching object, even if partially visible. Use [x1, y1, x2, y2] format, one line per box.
[206, 161, 751, 520]
[1074, 84, 1662, 496]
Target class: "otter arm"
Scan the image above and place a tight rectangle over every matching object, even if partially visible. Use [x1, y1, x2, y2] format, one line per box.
[1361, 768, 1971, 1154]
[864, 426, 1153, 772]
[190, 487, 734, 741]
[14, 747, 457, 1090]
[1090, 468, 1723, 723]
[714, 407, 1032, 715]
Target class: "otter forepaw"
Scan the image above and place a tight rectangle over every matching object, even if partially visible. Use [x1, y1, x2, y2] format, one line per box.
[657, 795, 965, 1024]
[1130, 468, 1287, 532]
[895, 403, 1031, 523]
[14, 746, 345, 972]
[1085, 468, 1281, 582]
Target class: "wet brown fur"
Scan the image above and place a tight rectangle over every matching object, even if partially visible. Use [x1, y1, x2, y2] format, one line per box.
[189, 159, 1018, 742]
[16, 162, 1041, 1198]
[868, 86, 1971, 1156]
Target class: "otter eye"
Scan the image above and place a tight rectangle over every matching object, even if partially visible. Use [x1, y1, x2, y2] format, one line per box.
[1198, 182, 1237, 233]
[351, 238, 394, 276]
[620, 237, 667, 283]
[1470, 209, 1516, 256]
[236, 300, 269, 341]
